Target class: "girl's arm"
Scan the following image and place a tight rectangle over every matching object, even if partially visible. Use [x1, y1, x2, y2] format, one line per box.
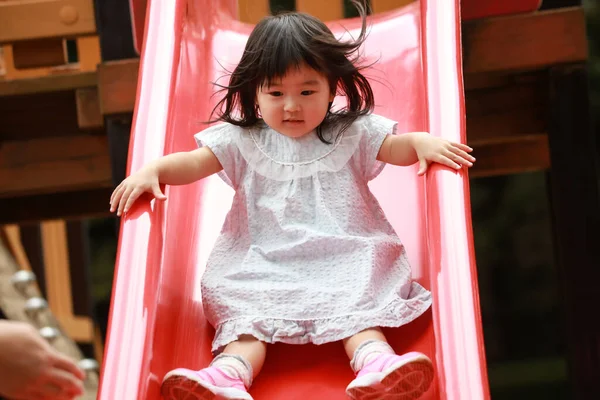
[377, 131, 475, 175]
[110, 147, 222, 216]
[153, 147, 223, 184]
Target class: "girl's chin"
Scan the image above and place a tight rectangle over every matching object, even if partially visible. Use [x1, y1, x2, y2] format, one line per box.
[274, 123, 315, 138]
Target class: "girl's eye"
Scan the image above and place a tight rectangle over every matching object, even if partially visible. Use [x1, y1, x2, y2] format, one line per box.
[301, 90, 315, 96]
[269, 91, 283, 97]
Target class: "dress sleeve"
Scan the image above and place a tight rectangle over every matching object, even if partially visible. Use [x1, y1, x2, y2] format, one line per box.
[194, 123, 247, 189]
[354, 114, 398, 181]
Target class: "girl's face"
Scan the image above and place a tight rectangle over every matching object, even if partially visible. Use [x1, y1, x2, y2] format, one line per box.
[256, 64, 334, 138]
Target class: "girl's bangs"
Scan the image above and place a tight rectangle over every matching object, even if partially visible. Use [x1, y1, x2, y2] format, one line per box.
[256, 30, 322, 88]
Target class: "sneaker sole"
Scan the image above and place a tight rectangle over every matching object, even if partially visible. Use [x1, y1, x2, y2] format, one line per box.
[161, 370, 253, 400]
[346, 354, 434, 400]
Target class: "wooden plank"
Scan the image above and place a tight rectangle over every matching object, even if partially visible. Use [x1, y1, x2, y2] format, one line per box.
[465, 77, 547, 142]
[465, 77, 550, 177]
[371, 0, 414, 13]
[0, 70, 96, 96]
[466, 77, 545, 115]
[0, 188, 113, 224]
[0, 135, 112, 198]
[464, 72, 514, 91]
[12, 38, 65, 69]
[1, 43, 71, 80]
[97, 59, 139, 115]
[1, 36, 99, 80]
[468, 107, 546, 143]
[463, 7, 587, 74]
[0, 0, 96, 43]
[0, 91, 92, 141]
[465, 71, 548, 114]
[76, 87, 103, 129]
[469, 134, 551, 178]
[462, 0, 541, 21]
[238, 0, 270, 24]
[296, 0, 343, 21]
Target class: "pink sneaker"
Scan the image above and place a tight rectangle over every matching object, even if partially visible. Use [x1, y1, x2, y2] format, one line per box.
[346, 352, 434, 400]
[161, 367, 254, 400]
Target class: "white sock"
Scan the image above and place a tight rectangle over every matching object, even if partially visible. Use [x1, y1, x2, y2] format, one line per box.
[350, 339, 395, 374]
[210, 354, 254, 389]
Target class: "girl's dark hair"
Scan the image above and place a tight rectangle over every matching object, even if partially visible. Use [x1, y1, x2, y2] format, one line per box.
[210, 0, 374, 143]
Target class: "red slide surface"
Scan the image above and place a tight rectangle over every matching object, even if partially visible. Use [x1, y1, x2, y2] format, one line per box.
[100, 0, 490, 398]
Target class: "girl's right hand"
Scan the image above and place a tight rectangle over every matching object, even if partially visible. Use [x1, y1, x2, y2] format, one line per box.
[110, 166, 167, 216]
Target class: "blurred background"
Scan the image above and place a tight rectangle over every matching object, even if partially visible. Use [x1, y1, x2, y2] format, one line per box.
[0, 0, 598, 399]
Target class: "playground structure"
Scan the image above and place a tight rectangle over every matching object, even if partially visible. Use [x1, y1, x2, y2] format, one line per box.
[0, 0, 598, 399]
[101, 0, 486, 398]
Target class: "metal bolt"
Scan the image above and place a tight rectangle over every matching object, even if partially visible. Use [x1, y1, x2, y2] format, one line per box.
[39, 326, 61, 343]
[78, 358, 99, 373]
[78, 358, 99, 386]
[59, 6, 79, 25]
[10, 270, 36, 297]
[24, 297, 48, 321]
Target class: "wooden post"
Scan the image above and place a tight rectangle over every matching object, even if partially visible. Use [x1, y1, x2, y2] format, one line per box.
[547, 65, 600, 399]
[76, 87, 104, 129]
[76, 35, 102, 72]
[3, 225, 33, 272]
[93, 0, 137, 61]
[41, 220, 94, 343]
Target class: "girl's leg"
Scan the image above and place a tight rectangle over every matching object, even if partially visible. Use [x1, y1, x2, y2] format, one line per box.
[161, 335, 266, 400]
[343, 327, 387, 359]
[344, 328, 434, 400]
[222, 334, 268, 379]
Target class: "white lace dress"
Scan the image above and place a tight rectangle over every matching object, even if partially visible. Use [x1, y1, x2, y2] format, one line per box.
[195, 114, 431, 354]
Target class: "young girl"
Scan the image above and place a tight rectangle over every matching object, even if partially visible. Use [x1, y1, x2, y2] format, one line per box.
[110, 2, 475, 399]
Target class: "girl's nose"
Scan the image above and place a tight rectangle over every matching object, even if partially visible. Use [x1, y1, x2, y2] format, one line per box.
[284, 97, 301, 112]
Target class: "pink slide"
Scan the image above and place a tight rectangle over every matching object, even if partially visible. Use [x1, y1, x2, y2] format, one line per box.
[99, 0, 489, 398]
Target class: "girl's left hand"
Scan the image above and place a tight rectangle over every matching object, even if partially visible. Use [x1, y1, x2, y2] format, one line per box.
[412, 132, 476, 175]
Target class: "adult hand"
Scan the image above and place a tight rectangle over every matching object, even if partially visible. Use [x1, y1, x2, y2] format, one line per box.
[0, 320, 85, 399]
